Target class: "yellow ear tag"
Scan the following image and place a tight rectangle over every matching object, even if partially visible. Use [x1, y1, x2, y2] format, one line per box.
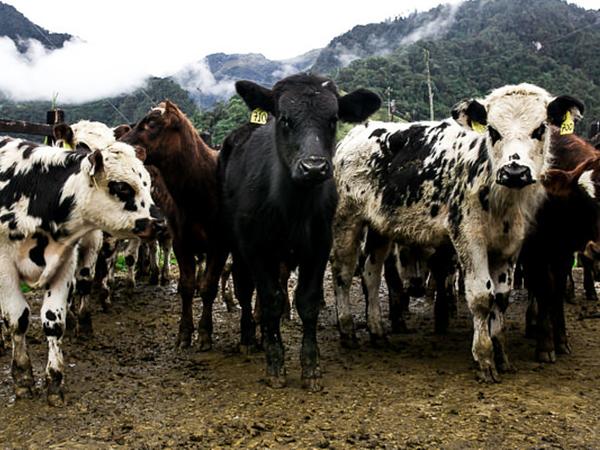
[560, 110, 574, 135]
[250, 108, 268, 125]
[471, 121, 486, 134]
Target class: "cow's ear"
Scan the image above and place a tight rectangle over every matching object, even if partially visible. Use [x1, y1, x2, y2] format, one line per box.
[88, 149, 104, 177]
[235, 80, 275, 114]
[338, 89, 382, 123]
[52, 123, 74, 147]
[451, 99, 487, 132]
[547, 95, 584, 127]
[134, 145, 147, 162]
[113, 124, 132, 140]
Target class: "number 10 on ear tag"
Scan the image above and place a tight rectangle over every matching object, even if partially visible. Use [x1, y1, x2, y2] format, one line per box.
[250, 108, 268, 125]
[560, 111, 574, 135]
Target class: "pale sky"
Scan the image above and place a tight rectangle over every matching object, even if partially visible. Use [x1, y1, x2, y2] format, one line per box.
[1, 0, 598, 103]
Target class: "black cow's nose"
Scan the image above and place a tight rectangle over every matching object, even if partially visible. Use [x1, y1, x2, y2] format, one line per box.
[496, 162, 534, 189]
[298, 157, 331, 179]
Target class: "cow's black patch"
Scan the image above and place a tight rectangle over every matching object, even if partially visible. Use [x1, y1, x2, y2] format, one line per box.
[486, 280, 492, 289]
[45, 310, 57, 321]
[43, 322, 63, 338]
[108, 181, 137, 211]
[125, 255, 135, 267]
[498, 273, 507, 284]
[369, 128, 387, 139]
[0, 213, 14, 223]
[503, 221, 510, 234]
[0, 137, 11, 149]
[76, 279, 92, 295]
[467, 140, 489, 185]
[9, 233, 24, 241]
[478, 186, 490, 211]
[79, 267, 90, 277]
[430, 204, 439, 217]
[29, 232, 48, 266]
[17, 308, 29, 334]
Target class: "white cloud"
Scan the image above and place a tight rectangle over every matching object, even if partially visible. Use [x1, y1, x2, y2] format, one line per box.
[174, 59, 235, 98]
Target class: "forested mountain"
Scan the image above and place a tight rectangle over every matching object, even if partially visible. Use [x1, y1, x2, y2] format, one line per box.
[0, 1, 71, 52]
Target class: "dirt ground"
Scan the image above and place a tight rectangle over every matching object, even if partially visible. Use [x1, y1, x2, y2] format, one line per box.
[1, 267, 600, 449]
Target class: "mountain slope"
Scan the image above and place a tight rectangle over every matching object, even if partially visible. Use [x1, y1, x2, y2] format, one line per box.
[0, 1, 72, 52]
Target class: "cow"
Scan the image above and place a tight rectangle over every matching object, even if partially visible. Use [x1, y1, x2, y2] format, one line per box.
[521, 130, 600, 362]
[220, 73, 381, 390]
[120, 101, 226, 350]
[331, 83, 584, 382]
[0, 136, 164, 405]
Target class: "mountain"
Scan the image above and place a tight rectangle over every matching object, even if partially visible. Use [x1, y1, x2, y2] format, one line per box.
[175, 49, 321, 108]
[0, 1, 72, 52]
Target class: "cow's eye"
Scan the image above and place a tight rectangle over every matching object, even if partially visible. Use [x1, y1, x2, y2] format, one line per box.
[488, 126, 502, 145]
[109, 181, 135, 200]
[531, 123, 546, 140]
[146, 119, 158, 130]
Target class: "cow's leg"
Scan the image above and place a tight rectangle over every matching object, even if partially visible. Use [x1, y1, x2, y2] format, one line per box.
[75, 230, 102, 337]
[526, 260, 557, 362]
[160, 236, 173, 286]
[147, 239, 160, 285]
[525, 291, 538, 339]
[565, 270, 576, 305]
[232, 256, 257, 353]
[0, 263, 33, 400]
[296, 252, 328, 391]
[124, 239, 141, 290]
[361, 229, 392, 346]
[331, 212, 364, 348]
[197, 249, 227, 351]
[220, 257, 236, 313]
[280, 263, 292, 321]
[254, 262, 287, 388]
[553, 260, 572, 355]
[172, 239, 196, 348]
[42, 251, 76, 406]
[430, 246, 455, 335]
[95, 236, 118, 312]
[581, 254, 598, 301]
[459, 246, 498, 383]
[384, 251, 408, 334]
[489, 260, 515, 373]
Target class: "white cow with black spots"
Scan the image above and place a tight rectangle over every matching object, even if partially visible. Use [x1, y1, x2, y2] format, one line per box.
[0, 135, 164, 405]
[331, 83, 584, 382]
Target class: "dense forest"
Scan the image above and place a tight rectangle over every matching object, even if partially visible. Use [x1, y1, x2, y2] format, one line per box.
[0, 0, 599, 143]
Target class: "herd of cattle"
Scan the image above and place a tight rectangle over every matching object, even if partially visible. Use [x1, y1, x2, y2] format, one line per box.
[0, 73, 599, 406]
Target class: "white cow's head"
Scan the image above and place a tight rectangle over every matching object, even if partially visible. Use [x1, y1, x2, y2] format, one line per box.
[79, 142, 164, 239]
[452, 83, 584, 189]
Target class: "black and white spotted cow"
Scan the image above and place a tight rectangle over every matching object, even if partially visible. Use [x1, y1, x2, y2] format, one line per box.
[331, 83, 584, 382]
[0, 136, 164, 405]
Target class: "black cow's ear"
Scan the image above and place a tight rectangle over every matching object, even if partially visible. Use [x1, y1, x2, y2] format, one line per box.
[451, 99, 487, 131]
[547, 95, 584, 127]
[235, 80, 275, 114]
[338, 89, 382, 123]
[88, 149, 104, 177]
[52, 123, 74, 147]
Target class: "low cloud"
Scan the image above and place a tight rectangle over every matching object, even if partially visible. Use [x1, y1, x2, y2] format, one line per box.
[399, 2, 462, 45]
[174, 59, 235, 98]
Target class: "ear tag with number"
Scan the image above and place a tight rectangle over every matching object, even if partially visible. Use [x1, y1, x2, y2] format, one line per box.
[250, 108, 268, 125]
[471, 120, 486, 134]
[560, 110, 574, 135]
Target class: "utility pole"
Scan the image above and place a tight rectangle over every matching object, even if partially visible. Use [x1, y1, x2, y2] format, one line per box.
[424, 48, 434, 121]
[386, 86, 392, 122]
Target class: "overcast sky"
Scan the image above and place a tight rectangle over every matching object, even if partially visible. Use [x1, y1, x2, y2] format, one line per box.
[1, 0, 598, 103]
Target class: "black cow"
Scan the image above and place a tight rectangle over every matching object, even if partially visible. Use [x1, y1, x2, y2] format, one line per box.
[220, 73, 380, 390]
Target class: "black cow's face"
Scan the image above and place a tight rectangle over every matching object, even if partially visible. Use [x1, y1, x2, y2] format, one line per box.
[236, 74, 381, 186]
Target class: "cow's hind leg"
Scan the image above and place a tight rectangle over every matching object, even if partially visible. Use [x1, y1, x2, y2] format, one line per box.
[160, 236, 173, 286]
[384, 250, 409, 334]
[0, 264, 34, 399]
[361, 229, 392, 346]
[430, 245, 455, 335]
[75, 230, 102, 337]
[581, 254, 598, 301]
[42, 252, 76, 406]
[197, 249, 227, 351]
[124, 239, 141, 290]
[147, 239, 160, 285]
[489, 261, 515, 374]
[331, 210, 364, 348]
[232, 256, 257, 353]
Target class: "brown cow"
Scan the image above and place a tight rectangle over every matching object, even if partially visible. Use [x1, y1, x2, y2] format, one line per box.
[121, 101, 227, 349]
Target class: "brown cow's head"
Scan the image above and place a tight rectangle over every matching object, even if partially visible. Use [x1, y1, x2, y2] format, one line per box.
[119, 100, 201, 166]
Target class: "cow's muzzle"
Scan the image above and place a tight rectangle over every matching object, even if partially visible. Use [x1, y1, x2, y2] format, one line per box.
[132, 218, 167, 240]
[294, 156, 332, 184]
[496, 162, 535, 189]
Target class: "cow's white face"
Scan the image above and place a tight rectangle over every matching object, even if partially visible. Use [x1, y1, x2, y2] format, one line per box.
[78, 142, 163, 239]
[452, 83, 584, 190]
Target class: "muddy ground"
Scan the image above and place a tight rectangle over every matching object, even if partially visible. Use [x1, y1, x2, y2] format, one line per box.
[1, 267, 600, 449]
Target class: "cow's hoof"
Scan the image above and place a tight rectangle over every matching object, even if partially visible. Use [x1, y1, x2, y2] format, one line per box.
[14, 385, 34, 400]
[476, 365, 500, 383]
[302, 376, 323, 392]
[265, 374, 287, 389]
[369, 333, 389, 348]
[497, 360, 516, 374]
[556, 342, 572, 355]
[197, 331, 212, 352]
[340, 333, 359, 349]
[99, 290, 112, 312]
[176, 330, 193, 349]
[47, 390, 65, 407]
[536, 350, 556, 363]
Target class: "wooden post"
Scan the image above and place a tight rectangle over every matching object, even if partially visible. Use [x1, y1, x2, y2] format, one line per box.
[0, 119, 54, 137]
[45, 108, 65, 145]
